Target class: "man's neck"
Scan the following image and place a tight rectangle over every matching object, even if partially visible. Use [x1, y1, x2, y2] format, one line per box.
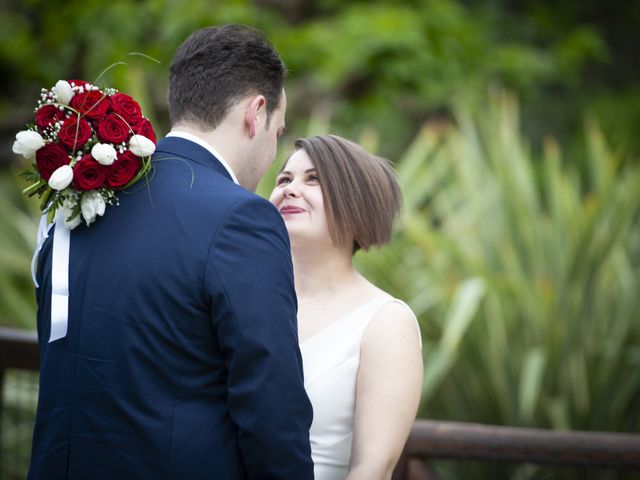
[169, 125, 241, 184]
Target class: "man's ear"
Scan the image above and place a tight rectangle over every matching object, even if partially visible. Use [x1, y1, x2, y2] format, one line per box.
[244, 95, 266, 138]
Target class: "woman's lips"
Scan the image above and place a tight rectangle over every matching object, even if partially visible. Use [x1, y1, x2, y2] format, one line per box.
[280, 206, 305, 214]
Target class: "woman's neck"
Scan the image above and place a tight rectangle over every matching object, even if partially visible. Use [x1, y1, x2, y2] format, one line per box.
[291, 244, 358, 303]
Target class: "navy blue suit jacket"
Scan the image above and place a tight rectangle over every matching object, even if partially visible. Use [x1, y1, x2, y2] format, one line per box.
[29, 137, 314, 479]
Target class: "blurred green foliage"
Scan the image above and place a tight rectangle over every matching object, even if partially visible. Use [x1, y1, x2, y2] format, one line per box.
[1, 0, 638, 158]
[347, 92, 640, 435]
[0, 168, 39, 328]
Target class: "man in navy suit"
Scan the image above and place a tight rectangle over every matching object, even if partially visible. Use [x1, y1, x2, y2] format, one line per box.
[29, 25, 314, 479]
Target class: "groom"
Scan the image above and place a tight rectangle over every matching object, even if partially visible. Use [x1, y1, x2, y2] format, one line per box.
[29, 25, 314, 479]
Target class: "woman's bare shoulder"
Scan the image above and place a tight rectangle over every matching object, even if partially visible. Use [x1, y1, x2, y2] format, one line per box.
[362, 296, 421, 350]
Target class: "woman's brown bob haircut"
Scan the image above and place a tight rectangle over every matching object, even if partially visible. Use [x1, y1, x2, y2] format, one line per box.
[291, 135, 402, 253]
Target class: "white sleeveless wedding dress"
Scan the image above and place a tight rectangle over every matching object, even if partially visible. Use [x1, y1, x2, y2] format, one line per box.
[300, 297, 420, 480]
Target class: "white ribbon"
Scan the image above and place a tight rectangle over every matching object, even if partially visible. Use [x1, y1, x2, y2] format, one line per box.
[31, 213, 70, 342]
[31, 214, 53, 288]
[49, 220, 70, 342]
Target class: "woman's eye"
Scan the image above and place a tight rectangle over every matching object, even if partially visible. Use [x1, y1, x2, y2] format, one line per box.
[308, 175, 319, 183]
[276, 176, 291, 186]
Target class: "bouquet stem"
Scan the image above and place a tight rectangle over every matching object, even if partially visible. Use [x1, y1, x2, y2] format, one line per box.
[23, 179, 47, 196]
[39, 187, 54, 211]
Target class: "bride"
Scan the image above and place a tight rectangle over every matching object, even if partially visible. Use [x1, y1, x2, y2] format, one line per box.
[270, 134, 423, 480]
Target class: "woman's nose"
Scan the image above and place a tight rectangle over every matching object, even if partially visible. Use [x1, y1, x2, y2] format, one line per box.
[283, 183, 300, 197]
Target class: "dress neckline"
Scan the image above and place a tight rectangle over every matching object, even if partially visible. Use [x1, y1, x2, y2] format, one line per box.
[299, 296, 392, 347]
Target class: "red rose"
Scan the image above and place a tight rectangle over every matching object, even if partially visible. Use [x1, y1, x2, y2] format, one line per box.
[70, 89, 109, 120]
[36, 105, 65, 131]
[109, 93, 142, 124]
[96, 113, 131, 144]
[106, 150, 141, 188]
[133, 118, 156, 143]
[35, 143, 71, 181]
[73, 155, 107, 190]
[57, 115, 93, 151]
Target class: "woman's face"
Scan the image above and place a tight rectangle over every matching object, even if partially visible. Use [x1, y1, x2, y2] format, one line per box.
[269, 149, 331, 247]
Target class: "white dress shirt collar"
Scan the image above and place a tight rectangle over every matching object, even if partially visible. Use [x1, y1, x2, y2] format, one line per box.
[166, 131, 239, 185]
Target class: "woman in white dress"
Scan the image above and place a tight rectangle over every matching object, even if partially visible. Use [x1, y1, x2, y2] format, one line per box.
[270, 134, 423, 480]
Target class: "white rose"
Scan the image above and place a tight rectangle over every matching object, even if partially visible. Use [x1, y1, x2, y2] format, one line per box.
[48, 165, 74, 191]
[91, 143, 118, 166]
[128, 134, 156, 157]
[12, 130, 45, 159]
[56, 200, 81, 230]
[81, 190, 106, 226]
[53, 80, 74, 105]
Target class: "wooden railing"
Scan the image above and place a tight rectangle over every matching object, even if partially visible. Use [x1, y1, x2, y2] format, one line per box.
[392, 420, 640, 479]
[0, 327, 39, 371]
[2, 327, 640, 479]
[0, 326, 39, 416]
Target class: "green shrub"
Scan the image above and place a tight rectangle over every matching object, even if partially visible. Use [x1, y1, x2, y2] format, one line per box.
[356, 91, 640, 433]
[0, 169, 38, 329]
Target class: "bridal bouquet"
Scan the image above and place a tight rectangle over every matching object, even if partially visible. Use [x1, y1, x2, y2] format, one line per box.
[13, 79, 156, 229]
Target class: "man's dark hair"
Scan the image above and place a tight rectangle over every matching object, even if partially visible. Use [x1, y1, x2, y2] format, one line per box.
[168, 24, 286, 130]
